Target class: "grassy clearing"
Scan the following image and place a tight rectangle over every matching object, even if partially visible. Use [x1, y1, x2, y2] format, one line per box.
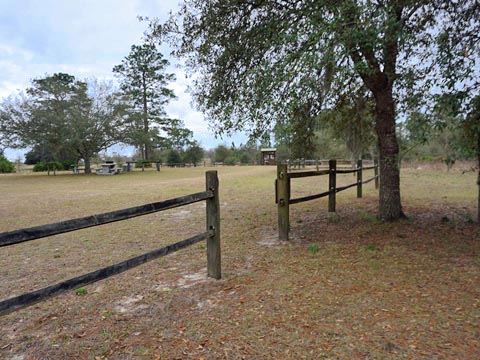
[0, 166, 479, 359]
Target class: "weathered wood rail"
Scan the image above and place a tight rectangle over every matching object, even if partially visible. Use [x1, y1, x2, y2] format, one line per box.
[276, 160, 379, 240]
[0, 171, 221, 316]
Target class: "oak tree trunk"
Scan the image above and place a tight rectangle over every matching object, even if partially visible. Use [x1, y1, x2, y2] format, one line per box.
[374, 87, 405, 221]
[84, 158, 92, 174]
[477, 132, 480, 223]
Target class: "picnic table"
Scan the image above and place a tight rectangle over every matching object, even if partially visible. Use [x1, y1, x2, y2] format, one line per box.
[96, 162, 121, 175]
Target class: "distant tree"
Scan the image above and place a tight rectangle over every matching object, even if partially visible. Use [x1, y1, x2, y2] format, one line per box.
[0, 74, 125, 173]
[167, 149, 182, 166]
[183, 141, 204, 166]
[206, 148, 215, 165]
[276, 101, 318, 160]
[321, 87, 376, 164]
[157, 126, 193, 150]
[113, 42, 188, 160]
[238, 139, 259, 164]
[0, 154, 14, 173]
[1, 73, 80, 160]
[458, 96, 480, 222]
[68, 80, 126, 173]
[214, 145, 231, 163]
[24, 143, 58, 165]
[432, 93, 466, 171]
[314, 126, 348, 160]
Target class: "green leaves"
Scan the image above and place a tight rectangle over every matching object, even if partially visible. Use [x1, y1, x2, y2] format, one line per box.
[150, 0, 478, 136]
[147, 0, 479, 221]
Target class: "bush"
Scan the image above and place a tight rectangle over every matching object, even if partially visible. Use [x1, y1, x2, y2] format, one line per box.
[0, 155, 15, 173]
[214, 145, 231, 163]
[224, 156, 240, 166]
[33, 161, 64, 172]
[62, 160, 76, 170]
[135, 161, 152, 168]
[33, 162, 46, 172]
[167, 150, 182, 167]
[419, 155, 440, 162]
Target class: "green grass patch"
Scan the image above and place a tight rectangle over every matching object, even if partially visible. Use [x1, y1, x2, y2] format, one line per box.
[75, 288, 88, 296]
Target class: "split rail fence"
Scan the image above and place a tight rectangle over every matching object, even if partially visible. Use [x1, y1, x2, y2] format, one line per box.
[0, 171, 221, 316]
[276, 159, 379, 240]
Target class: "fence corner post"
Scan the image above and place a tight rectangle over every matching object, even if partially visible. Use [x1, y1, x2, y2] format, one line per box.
[328, 160, 337, 213]
[357, 159, 363, 198]
[277, 164, 290, 240]
[374, 158, 379, 190]
[206, 170, 221, 279]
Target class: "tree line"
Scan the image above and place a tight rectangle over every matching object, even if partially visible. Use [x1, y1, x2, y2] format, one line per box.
[0, 43, 194, 173]
[273, 88, 479, 172]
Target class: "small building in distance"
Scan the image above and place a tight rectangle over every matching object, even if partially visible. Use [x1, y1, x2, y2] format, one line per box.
[261, 148, 277, 165]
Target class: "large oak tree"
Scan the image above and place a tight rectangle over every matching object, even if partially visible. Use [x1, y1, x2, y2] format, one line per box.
[148, 0, 479, 221]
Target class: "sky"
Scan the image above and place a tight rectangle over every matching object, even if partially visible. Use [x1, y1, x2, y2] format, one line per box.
[0, 0, 249, 160]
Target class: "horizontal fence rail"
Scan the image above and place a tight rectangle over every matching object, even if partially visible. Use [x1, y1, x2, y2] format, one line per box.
[277, 159, 379, 240]
[0, 171, 221, 316]
[0, 191, 214, 247]
[284, 158, 363, 171]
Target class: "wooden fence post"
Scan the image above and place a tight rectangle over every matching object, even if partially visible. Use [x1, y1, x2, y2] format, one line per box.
[357, 159, 363, 198]
[142, 163, 145, 172]
[374, 158, 379, 189]
[206, 171, 221, 279]
[277, 164, 290, 240]
[328, 160, 337, 213]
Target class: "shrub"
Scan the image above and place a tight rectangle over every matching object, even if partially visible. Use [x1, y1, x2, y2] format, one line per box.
[224, 156, 240, 166]
[214, 145, 231, 163]
[33, 162, 46, 172]
[135, 161, 152, 168]
[33, 161, 64, 172]
[75, 288, 88, 296]
[62, 160, 76, 170]
[167, 150, 182, 167]
[419, 155, 439, 161]
[0, 155, 15, 173]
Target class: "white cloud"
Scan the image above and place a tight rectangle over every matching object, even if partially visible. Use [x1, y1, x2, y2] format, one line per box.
[0, 0, 249, 154]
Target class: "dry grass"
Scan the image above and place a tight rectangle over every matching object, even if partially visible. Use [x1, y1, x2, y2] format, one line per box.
[0, 165, 479, 359]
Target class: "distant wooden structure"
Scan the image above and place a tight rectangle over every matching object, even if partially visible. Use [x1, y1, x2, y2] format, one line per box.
[261, 148, 277, 165]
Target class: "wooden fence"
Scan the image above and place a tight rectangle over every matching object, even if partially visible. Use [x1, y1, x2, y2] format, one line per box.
[286, 158, 354, 171]
[276, 160, 379, 240]
[0, 171, 221, 316]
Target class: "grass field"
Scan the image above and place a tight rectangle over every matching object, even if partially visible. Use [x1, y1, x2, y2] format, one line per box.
[0, 165, 479, 359]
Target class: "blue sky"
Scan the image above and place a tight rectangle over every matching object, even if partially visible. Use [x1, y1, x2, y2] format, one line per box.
[0, 0, 248, 160]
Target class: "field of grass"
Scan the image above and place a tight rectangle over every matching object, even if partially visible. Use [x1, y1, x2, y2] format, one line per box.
[0, 165, 479, 359]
